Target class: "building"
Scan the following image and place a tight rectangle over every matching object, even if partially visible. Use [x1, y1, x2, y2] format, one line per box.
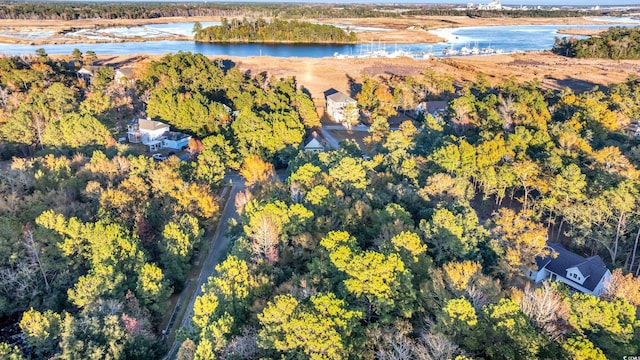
[529, 243, 611, 296]
[478, 0, 502, 10]
[326, 91, 358, 126]
[128, 118, 175, 152]
[303, 131, 326, 152]
[163, 131, 191, 150]
[114, 67, 135, 85]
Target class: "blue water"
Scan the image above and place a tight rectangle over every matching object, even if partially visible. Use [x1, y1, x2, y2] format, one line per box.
[0, 18, 638, 58]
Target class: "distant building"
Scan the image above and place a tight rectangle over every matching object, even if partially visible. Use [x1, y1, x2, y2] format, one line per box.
[529, 243, 611, 296]
[127, 117, 191, 152]
[478, 0, 502, 10]
[326, 91, 358, 126]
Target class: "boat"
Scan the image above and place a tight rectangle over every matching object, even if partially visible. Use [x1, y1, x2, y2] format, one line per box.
[442, 44, 459, 56]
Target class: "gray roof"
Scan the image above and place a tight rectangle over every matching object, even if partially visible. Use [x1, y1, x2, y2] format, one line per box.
[165, 131, 191, 141]
[326, 91, 355, 103]
[536, 243, 609, 292]
[138, 118, 170, 131]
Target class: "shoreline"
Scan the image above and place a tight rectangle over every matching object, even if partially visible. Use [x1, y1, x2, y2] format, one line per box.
[0, 15, 628, 46]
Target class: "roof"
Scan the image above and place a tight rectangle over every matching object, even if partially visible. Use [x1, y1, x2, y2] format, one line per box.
[536, 243, 609, 292]
[138, 118, 170, 131]
[115, 67, 134, 78]
[326, 91, 356, 103]
[165, 131, 191, 141]
[304, 130, 325, 147]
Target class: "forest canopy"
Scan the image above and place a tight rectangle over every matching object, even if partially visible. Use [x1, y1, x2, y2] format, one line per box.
[0, 50, 640, 359]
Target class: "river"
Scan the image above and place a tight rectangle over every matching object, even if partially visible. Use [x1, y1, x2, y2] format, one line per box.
[0, 17, 638, 58]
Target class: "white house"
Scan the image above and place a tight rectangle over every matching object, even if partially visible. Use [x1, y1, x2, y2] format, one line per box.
[326, 91, 358, 126]
[303, 131, 326, 152]
[128, 118, 171, 152]
[163, 131, 191, 150]
[529, 243, 611, 296]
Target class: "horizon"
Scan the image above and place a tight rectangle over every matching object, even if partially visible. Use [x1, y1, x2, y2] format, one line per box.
[26, 0, 640, 6]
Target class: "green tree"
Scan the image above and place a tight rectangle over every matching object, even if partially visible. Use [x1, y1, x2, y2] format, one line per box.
[20, 308, 63, 358]
[258, 293, 362, 360]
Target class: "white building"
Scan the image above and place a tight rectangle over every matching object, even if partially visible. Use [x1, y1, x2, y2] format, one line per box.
[128, 118, 175, 152]
[529, 243, 611, 296]
[326, 91, 358, 126]
[163, 131, 191, 151]
[303, 131, 326, 152]
[478, 0, 502, 10]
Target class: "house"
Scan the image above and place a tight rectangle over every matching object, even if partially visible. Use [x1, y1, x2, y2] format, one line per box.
[127, 117, 191, 152]
[114, 67, 135, 85]
[529, 243, 611, 296]
[128, 118, 171, 152]
[303, 131, 326, 152]
[76, 67, 96, 83]
[326, 91, 358, 126]
[415, 101, 447, 118]
[623, 120, 640, 137]
[163, 131, 191, 150]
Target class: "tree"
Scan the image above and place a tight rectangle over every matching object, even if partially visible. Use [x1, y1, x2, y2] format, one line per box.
[239, 155, 276, 187]
[136, 263, 171, 314]
[490, 208, 549, 280]
[482, 298, 547, 360]
[562, 336, 606, 360]
[71, 48, 82, 60]
[320, 231, 416, 320]
[20, 308, 62, 358]
[443, 260, 482, 293]
[258, 293, 362, 360]
[192, 21, 203, 36]
[603, 269, 640, 306]
[0, 343, 23, 360]
[84, 51, 97, 66]
[328, 156, 367, 194]
[42, 113, 111, 149]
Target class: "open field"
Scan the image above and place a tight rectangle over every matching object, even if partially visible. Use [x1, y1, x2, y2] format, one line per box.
[0, 15, 624, 45]
[228, 53, 639, 99]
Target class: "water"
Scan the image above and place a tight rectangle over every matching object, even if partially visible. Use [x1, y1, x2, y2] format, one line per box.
[0, 18, 638, 58]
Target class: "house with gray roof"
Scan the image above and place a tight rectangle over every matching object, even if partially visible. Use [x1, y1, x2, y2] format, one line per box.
[326, 91, 358, 126]
[528, 243, 611, 296]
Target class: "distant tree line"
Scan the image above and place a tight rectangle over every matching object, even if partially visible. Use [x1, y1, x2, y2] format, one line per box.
[553, 26, 640, 60]
[0, 2, 610, 21]
[194, 18, 357, 44]
[404, 8, 601, 18]
[0, 2, 250, 20]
